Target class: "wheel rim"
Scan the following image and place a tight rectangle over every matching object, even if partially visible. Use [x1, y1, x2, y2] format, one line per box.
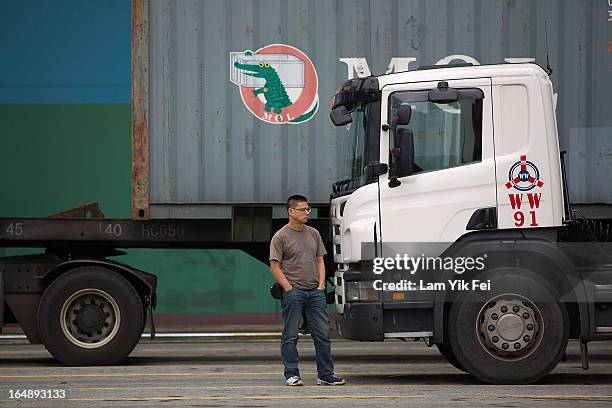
[476, 293, 543, 361]
[59, 288, 121, 349]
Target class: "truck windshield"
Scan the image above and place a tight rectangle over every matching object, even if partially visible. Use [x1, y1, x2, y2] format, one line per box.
[335, 102, 369, 194]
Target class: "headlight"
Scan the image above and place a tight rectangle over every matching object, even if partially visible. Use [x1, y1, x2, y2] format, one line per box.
[344, 281, 378, 301]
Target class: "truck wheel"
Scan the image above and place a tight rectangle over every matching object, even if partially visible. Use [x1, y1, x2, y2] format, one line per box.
[436, 342, 465, 372]
[448, 270, 568, 384]
[38, 267, 144, 365]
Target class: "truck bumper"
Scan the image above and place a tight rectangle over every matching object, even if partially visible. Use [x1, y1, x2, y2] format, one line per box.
[336, 302, 384, 341]
[335, 265, 435, 341]
[335, 266, 384, 341]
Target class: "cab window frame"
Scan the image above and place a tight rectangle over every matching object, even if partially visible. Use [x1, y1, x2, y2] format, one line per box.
[387, 87, 484, 178]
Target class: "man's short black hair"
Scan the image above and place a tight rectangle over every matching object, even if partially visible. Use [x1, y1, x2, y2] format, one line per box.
[287, 194, 308, 210]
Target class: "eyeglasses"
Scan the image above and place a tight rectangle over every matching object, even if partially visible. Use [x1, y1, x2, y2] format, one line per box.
[291, 207, 312, 213]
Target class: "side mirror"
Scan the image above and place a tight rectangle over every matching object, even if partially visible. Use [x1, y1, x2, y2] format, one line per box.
[396, 105, 412, 126]
[396, 129, 415, 176]
[366, 162, 388, 178]
[388, 169, 401, 188]
[330, 105, 353, 126]
[388, 129, 415, 188]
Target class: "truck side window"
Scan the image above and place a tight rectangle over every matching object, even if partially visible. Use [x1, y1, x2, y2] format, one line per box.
[390, 89, 483, 177]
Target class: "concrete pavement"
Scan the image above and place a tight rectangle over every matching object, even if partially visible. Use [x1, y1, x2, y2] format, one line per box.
[1, 338, 611, 406]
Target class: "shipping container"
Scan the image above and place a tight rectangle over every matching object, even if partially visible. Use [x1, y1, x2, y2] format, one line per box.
[2, 0, 611, 368]
[133, 0, 612, 220]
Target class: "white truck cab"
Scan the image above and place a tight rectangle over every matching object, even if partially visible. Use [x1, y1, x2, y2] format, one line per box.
[332, 64, 564, 263]
[328, 63, 611, 384]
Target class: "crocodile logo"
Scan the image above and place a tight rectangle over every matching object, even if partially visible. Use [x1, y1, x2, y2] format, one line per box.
[230, 44, 318, 124]
[234, 55, 292, 114]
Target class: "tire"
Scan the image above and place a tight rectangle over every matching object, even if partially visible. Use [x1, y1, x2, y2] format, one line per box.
[448, 268, 568, 384]
[436, 342, 466, 372]
[37, 266, 144, 365]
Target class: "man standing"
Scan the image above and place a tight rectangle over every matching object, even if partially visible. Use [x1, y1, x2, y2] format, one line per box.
[269, 195, 346, 386]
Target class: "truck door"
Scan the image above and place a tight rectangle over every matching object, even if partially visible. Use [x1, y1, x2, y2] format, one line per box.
[378, 78, 496, 246]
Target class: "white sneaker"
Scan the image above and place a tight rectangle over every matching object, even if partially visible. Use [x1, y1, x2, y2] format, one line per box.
[285, 375, 304, 386]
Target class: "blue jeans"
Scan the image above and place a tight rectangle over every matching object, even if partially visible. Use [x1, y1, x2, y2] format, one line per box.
[281, 288, 334, 379]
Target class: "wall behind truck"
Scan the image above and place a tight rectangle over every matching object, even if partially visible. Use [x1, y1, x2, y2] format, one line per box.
[147, 0, 612, 218]
[0, 0, 282, 329]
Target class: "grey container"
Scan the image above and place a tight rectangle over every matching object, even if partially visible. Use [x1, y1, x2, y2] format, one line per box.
[133, 0, 612, 219]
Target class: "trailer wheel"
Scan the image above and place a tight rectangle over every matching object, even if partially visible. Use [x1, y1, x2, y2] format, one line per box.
[38, 267, 144, 365]
[436, 342, 465, 372]
[448, 270, 568, 384]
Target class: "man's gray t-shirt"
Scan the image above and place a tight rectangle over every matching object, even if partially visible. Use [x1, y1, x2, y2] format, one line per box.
[269, 224, 327, 290]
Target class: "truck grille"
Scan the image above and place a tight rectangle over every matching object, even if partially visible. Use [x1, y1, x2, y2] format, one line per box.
[332, 223, 342, 263]
[334, 270, 345, 314]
